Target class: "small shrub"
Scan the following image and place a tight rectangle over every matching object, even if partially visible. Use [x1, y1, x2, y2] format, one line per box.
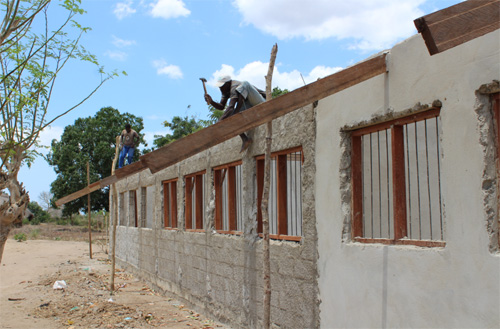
[13, 233, 27, 242]
[29, 228, 40, 240]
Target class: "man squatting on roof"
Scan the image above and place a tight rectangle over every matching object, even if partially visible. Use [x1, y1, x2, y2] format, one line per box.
[204, 76, 266, 153]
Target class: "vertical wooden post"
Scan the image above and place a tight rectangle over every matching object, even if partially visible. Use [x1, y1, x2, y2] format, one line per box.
[110, 136, 120, 294]
[262, 43, 278, 329]
[87, 161, 92, 259]
[351, 135, 363, 238]
[391, 125, 407, 240]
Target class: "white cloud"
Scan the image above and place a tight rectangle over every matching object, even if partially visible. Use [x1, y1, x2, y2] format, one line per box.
[232, 0, 427, 51]
[149, 0, 190, 19]
[37, 126, 64, 154]
[112, 35, 137, 48]
[153, 59, 183, 79]
[210, 62, 342, 91]
[114, 1, 137, 20]
[105, 50, 128, 61]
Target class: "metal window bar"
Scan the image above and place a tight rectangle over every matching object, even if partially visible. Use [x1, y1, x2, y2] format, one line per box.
[361, 129, 393, 239]
[404, 118, 443, 241]
[287, 151, 303, 236]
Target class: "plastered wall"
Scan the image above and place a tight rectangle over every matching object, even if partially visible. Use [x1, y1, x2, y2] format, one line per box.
[316, 31, 500, 328]
[113, 104, 320, 328]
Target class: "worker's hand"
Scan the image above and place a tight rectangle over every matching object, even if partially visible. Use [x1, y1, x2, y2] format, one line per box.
[204, 94, 212, 105]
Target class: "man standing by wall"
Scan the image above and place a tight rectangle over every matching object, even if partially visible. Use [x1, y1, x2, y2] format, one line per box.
[119, 124, 140, 168]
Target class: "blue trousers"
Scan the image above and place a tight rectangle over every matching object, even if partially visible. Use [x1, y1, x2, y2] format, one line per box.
[119, 146, 135, 168]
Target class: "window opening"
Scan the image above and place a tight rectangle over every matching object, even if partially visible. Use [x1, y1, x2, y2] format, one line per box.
[214, 161, 243, 234]
[163, 179, 178, 229]
[185, 170, 206, 231]
[256, 147, 303, 241]
[352, 108, 444, 247]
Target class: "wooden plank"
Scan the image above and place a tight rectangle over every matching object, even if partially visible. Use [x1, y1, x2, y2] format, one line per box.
[141, 54, 387, 173]
[351, 135, 363, 238]
[277, 154, 288, 235]
[55, 54, 387, 206]
[115, 160, 146, 179]
[391, 125, 407, 240]
[414, 0, 500, 55]
[354, 237, 445, 248]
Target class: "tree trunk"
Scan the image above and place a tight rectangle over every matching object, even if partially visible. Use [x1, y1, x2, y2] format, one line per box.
[262, 43, 278, 329]
[0, 186, 29, 264]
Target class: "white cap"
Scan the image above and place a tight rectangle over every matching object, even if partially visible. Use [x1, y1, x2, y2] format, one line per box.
[215, 75, 231, 87]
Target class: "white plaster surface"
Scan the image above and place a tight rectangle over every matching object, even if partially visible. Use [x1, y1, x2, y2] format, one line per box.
[316, 31, 500, 328]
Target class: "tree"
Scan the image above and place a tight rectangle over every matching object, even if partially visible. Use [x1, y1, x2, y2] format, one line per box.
[0, 0, 118, 263]
[47, 107, 144, 217]
[38, 190, 52, 211]
[27, 201, 50, 224]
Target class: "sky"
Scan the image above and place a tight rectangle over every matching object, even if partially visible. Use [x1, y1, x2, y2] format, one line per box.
[17, 0, 462, 205]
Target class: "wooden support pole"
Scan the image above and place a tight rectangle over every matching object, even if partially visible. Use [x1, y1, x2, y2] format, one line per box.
[110, 136, 120, 294]
[87, 161, 92, 259]
[262, 43, 278, 329]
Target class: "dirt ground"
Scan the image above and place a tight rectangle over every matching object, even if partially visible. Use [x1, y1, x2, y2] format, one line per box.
[0, 225, 229, 329]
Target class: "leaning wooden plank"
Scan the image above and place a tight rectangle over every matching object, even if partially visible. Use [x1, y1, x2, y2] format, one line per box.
[142, 53, 387, 173]
[55, 184, 96, 207]
[414, 0, 500, 55]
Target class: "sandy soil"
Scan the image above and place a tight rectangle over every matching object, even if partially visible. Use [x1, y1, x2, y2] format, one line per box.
[0, 239, 228, 329]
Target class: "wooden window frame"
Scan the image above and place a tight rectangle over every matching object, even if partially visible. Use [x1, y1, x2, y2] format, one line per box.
[163, 178, 178, 229]
[185, 170, 206, 232]
[213, 160, 243, 235]
[256, 146, 304, 242]
[351, 108, 445, 248]
[351, 108, 446, 247]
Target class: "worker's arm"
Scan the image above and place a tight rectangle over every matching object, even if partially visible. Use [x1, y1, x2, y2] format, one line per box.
[219, 95, 244, 120]
[204, 94, 228, 110]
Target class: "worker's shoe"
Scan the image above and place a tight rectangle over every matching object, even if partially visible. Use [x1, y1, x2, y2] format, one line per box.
[240, 138, 253, 153]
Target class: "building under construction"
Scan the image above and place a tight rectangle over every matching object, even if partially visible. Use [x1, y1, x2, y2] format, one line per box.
[58, 1, 500, 328]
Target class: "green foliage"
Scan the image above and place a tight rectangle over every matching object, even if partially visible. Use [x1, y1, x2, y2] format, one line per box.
[272, 87, 289, 98]
[13, 233, 27, 242]
[47, 107, 144, 216]
[27, 201, 51, 224]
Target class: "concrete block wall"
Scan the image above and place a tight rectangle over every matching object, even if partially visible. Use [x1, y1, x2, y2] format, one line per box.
[113, 104, 320, 328]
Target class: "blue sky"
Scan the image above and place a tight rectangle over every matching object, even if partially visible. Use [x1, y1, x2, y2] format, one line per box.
[18, 0, 462, 205]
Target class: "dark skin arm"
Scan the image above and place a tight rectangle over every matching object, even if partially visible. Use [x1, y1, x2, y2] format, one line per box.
[204, 81, 244, 120]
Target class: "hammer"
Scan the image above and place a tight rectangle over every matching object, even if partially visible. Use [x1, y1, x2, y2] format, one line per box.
[200, 78, 209, 105]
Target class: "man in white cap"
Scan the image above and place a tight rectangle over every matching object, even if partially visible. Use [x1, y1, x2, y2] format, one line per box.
[204, 76, 266, 152]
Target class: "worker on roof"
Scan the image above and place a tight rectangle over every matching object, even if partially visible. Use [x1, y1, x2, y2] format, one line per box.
[204, 75, 266, 153]
[119, 123, 140, 168]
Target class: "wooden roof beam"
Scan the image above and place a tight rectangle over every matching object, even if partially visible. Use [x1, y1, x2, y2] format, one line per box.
[414, 0, 500, 55]
[55, 53, 387, 206]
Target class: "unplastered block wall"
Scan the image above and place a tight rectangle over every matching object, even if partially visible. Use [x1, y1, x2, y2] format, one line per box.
[113, 104, 320, 329]
[316, 31, 500, 328]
